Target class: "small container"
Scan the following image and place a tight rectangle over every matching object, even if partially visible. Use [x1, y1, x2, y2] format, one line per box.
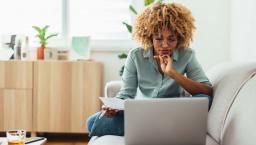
[14, 40, 22, 60]
[21, 36, 29, 60]
[44, 47, 57, 60]
[57, 50, 69, 60]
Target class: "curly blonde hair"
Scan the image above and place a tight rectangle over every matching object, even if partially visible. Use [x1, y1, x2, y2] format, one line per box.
[132, 2, 195, 49]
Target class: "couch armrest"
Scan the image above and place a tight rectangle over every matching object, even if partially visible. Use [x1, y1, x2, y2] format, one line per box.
[104, 80, 122, 98]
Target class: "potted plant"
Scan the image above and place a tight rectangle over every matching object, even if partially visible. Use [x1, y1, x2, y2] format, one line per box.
[32, 25, 58, 60]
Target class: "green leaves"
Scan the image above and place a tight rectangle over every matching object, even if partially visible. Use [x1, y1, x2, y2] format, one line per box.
[122, 22, 132, 33]
[144, 0, 155, 6]
[122, 5, 135, 33]
[119, 65, 125, 77]
[32, 26, 41, 34]
[32, 25, 58, 47]
[129, 5, 137, 15]
[144, 0, 163, 6]
[118, 53, 127, 76]
[156, 0, 164, 3]
[118, 53, 128, 59]
[46, 33, 58, 41]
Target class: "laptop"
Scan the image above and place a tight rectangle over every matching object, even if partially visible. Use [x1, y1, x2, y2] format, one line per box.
[124, 97, 208, 145]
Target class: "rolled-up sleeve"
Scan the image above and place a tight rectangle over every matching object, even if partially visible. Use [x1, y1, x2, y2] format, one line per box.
[185, 50, 212, 86]
[115, 51, 138, 99]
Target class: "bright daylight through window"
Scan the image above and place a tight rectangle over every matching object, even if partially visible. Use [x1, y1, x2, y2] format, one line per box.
[0, 0, 131, 40]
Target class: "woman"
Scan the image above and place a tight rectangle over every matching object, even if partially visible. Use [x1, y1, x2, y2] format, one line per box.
[87, 2, 213, 133]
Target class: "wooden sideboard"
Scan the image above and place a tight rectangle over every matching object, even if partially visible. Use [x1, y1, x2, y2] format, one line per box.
[0, 60, 102, 133]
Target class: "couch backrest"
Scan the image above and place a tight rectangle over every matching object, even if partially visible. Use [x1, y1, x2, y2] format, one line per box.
[206, 62, 256, 144]
[221, 74, 256, 145]
[105, 80, 122, 98]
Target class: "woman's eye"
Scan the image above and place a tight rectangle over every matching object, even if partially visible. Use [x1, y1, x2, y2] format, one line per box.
[168, 38, 176, 42]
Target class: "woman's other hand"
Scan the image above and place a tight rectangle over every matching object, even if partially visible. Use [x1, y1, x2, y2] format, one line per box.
[101, 105, 119, 117]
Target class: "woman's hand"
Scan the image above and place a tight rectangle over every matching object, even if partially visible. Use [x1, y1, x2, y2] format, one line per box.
[154, 55, 175, 76]
[101, 105, 119, 118]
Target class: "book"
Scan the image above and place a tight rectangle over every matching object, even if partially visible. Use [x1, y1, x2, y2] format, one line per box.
[25, 137, 45, 144]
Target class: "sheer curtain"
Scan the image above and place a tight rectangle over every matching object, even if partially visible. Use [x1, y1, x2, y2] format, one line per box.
[0, 0, 131, 40]
[230, 0, 256, 62]
[0, 0, 61, 35]
[69, 0, 131, 40]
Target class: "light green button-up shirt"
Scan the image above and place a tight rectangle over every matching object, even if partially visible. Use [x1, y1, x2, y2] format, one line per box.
[116, 47, 211, 99]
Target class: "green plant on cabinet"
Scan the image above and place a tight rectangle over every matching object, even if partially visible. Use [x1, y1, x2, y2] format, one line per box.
[32, 25, 58, 59]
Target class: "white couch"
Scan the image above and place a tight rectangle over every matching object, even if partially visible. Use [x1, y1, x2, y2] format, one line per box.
[89, 62, 256, 145]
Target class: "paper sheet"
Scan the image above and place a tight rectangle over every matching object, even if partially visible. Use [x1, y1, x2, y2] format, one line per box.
[99, 97, 125, 110]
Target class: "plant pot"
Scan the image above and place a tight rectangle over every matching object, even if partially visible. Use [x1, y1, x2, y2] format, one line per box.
[37, 47, 44, 60]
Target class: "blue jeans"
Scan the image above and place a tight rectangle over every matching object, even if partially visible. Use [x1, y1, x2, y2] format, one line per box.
[86, 112, 101, 133]
[86, 94, 213, 134]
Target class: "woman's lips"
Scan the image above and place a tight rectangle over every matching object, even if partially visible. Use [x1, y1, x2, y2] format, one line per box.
[159, 50, 171, 55]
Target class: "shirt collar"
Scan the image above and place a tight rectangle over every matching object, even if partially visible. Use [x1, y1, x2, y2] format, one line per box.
[143, 48, 179, 62]
[172, 49, 179, 62]
[143, 48, 152, 58]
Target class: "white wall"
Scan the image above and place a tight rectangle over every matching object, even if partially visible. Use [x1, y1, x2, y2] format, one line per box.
[91, 50, 125, 85]
[177, 0, 231, 70]
[230, 0, 256, 62]
[91, 0, 232, 86]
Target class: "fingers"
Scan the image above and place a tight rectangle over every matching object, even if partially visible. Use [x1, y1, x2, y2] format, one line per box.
[101, 105, 108, 110]
[164, 55, 172, 64]
[105, 110, 118, 117]
[101, 105, 119, 117]
[102, 106, 118, 112]
[105, 109, 119, 117]
[159, 55, 164, 64]
[155, 55, 172, 67]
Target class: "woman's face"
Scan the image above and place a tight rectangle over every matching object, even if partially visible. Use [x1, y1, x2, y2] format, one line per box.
[152, 29, 178, 56]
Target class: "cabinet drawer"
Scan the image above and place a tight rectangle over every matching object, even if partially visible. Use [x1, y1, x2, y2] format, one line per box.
[0, 89, 32, 131]
[0, 61, 33, 89]
[33, 61, 102, 133]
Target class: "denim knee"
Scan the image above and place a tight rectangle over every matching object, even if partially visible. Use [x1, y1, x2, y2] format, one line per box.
[86, 112, 101, 133]
[192, 93, 213, 111]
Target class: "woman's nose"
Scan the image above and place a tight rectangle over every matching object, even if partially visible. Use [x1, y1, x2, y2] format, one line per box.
[162, 40, 169, 47]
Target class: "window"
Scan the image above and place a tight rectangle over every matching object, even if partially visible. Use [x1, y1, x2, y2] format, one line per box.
[0, 0, 131, 40]
[69, 0, 131, 40]
[0, 0, 61, 35]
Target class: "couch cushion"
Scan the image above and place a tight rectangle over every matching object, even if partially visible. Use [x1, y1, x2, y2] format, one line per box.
[221, 75, 256, 145]
[88, 135, 124, 145]
[206, 62, 256, 143]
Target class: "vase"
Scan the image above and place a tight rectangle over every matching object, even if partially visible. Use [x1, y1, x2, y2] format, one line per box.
[37, 47, 44, 60]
